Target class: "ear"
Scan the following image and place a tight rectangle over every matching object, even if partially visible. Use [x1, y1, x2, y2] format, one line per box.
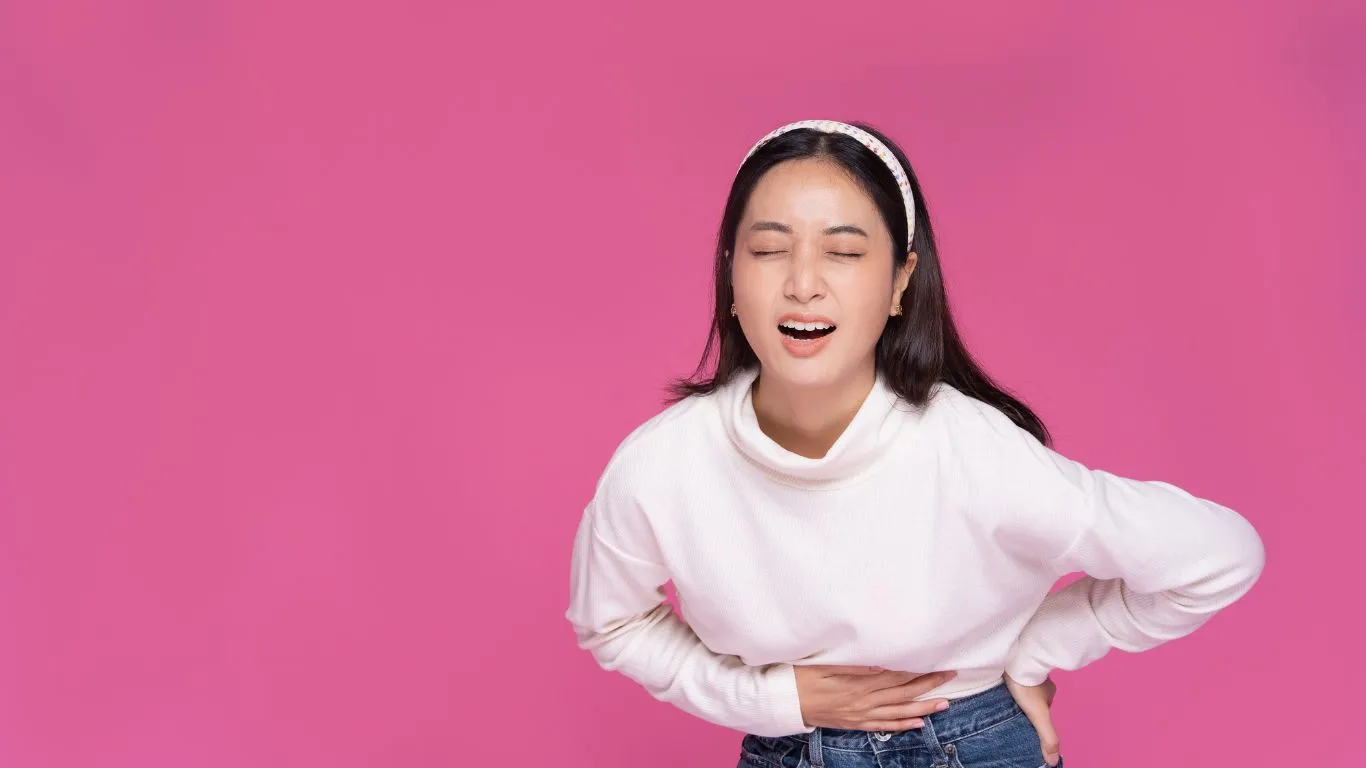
[891, 251, 918, 308]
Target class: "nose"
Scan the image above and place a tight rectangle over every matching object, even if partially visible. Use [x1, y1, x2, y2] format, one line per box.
[784, 246, 825, 303]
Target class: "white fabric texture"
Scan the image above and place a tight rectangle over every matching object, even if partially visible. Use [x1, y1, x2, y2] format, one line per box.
[564, 366, 1265, 737]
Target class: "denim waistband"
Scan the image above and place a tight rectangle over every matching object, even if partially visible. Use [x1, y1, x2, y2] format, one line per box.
[792, 680, 1022, 753]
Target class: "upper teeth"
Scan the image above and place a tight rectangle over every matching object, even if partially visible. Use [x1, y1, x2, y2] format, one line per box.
[780, 321, 834, 331]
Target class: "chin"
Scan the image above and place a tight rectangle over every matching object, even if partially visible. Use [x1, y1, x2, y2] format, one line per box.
[759, 354, 849, 389]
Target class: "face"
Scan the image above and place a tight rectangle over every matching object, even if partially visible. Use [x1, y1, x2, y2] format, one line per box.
[731, 158, 916, 389]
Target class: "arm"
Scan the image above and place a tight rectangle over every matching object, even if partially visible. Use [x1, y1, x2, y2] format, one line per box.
[564, 471, 811, 736]
[959, 399, 1267, 686]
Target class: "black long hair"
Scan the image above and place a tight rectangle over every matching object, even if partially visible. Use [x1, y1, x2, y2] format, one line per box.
[666, 120, 1052, 447]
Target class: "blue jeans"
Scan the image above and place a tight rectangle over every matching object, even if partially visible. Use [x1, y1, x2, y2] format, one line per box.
[738, 681, 1063, 768]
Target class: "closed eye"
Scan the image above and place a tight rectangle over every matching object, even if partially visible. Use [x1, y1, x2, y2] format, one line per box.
[750, 251, 864, 257]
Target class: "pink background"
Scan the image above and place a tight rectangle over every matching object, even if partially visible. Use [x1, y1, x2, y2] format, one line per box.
[2, 1, 1363, 766]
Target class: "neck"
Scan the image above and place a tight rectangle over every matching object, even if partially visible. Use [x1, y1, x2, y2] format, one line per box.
[751, 365, 877, 460]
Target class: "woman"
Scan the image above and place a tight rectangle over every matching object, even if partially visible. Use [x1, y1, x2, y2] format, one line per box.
[564, 119, 1265, 768]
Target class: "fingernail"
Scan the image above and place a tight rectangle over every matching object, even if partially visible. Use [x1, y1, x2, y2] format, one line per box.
[935, 701, 950, 711]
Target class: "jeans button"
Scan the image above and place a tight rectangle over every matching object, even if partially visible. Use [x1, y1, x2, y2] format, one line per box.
[872, 731, 892, 741]
[945, 744, 956, 754]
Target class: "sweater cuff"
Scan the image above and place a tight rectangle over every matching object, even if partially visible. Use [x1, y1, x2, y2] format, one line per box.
[1004, 644, 1054, 687]
[750, 663, 814, 737]
[1005, 579, 1113, 687]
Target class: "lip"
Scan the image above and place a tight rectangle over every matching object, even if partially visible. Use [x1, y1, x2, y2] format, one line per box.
[777, 312, 837, 326]
[780, 330, 834, 358]
[776, 312, 837, 358]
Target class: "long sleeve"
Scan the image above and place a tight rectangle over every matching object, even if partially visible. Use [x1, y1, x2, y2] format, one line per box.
[564, 467, 812, 737]
[956, 397, 1267, 686]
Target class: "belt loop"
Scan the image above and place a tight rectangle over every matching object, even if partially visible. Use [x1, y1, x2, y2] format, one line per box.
[920, 715, 947, 764]
[807, 727, 825, 768]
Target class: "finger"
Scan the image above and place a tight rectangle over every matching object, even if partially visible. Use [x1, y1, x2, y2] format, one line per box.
[805, 664, 884, 677]
[863, 699, 952, 721]
[1038, 721, 1061, 767]
[859, 718, 926, 731]
[1018, 699, 1060, 767]
[866, 670, 958, 702]
[838, 665, 892, 676]
[861, 670, 923, 690]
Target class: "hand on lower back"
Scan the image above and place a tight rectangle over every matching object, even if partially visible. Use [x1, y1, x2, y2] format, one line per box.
[1004, 672, 1059, 766]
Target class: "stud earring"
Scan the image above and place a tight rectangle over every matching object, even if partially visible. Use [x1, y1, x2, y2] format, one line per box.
[891, 304, 903, 317]
[730, 304, 738, 316]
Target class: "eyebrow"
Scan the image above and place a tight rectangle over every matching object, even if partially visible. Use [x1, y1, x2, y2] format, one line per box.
[749, 220, 869, 238]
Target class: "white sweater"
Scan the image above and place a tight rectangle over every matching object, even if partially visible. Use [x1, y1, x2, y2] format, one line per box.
[564, 366, 1265, 737]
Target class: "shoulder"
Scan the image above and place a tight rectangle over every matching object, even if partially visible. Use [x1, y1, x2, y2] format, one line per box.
[917, 380, 1027, 450]
[914, 381, 1062, 490]
[584, 388, 723, 548]
[922, 383, 1090, 560]
[592, 388, 719, 499]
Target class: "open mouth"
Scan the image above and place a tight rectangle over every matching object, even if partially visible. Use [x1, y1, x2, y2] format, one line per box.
[778, 322, 836, 341]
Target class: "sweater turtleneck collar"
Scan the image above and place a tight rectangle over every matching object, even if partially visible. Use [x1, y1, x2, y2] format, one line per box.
[716, 365, 909, 489]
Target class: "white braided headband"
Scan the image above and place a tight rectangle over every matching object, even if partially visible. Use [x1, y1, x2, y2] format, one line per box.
[739, 119, 916, 251]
